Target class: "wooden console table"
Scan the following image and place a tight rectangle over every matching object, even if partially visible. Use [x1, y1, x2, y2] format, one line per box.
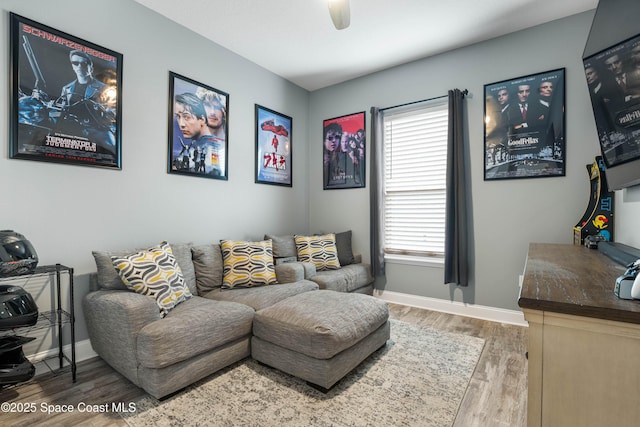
[518, 243, 640, 427]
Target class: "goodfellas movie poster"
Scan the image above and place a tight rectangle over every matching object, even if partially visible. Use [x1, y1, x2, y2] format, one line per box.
[484, 69, 565, 180]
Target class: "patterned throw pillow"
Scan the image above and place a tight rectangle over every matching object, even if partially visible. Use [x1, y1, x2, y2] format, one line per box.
[111, 242, 192, 317]
[220, 240, 277, 289]
[294, 234, 341, 271]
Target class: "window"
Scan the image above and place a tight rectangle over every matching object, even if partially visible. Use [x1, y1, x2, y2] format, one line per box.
[382, 99, 448, 263]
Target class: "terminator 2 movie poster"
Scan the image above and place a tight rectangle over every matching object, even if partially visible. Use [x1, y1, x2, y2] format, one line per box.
[10, 13, 123, 169]
[484, 68, 565, 181]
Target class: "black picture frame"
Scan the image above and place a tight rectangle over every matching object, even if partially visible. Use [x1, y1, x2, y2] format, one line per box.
[168, 72, 229, 180]
[484, 68, 566, 181]
[323, 111, 366, 190]
[10, 13, 123, 169]
[583, 33, 640, 169]
[255, 104, 292, 187]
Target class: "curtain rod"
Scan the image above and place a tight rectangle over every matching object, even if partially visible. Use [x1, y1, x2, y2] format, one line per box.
[380, 89, 468, 112]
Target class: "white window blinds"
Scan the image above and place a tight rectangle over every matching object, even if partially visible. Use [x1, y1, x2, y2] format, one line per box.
[382, 99, 448, 258]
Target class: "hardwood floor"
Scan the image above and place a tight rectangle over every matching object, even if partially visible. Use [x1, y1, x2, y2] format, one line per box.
[389, 304, 528, 427]
[0, 303, 528, 426]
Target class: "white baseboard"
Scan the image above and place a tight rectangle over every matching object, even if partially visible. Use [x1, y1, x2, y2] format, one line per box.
[30, 339, 98, 377]
[30, 339, 97, 363]
[71, 339, 98, 362]
[374, 289, 528, 327]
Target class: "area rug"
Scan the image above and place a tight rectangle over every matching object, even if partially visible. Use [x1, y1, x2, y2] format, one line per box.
[120, 320, 485, 427]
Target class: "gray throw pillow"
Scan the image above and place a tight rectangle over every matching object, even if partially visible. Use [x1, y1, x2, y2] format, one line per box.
[335, 230, 355, 266]
[169, 242, 197, 296]
[264, 234, 297, 258]
[92, 249, 138, 290]
[191, 244, 224, 294]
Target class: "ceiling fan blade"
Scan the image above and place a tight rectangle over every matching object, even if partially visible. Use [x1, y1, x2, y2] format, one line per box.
[328, 0, 350, 30]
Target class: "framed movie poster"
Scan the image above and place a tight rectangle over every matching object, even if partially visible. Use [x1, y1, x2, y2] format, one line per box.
[168, 72, 228, 180]
[10, 13, 123, 169]
[484, 68, 565, 181]
[255, 104, 292, 187]
[583, 33, 640, 169]
[323, 111, 366, 189]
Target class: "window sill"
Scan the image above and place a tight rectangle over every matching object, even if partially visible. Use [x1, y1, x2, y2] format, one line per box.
[384, 254, 444, 268]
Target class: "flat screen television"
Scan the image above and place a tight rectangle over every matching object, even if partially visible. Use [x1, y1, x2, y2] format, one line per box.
[583, 36, 640, 169]
[582, 0, 640, 191]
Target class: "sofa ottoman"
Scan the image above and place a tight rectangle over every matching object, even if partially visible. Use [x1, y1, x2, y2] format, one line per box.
[251, 290, 390, 390]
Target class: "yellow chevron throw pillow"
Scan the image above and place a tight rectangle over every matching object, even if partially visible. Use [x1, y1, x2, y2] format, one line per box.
[294, 234, 341, 271]
[111, 242, 192, 317]
[220, 240, 277, 288]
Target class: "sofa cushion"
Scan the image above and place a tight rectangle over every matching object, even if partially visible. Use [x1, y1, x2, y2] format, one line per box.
[136, 296, 254, 369]
[264, 234, 297, 258]
[204, 280, 319, 311]
[111, 242, 192, 317]
[294, 234, 341, 271]
[335, 230, 355, 266]
[191, 244, 224, 294]
[220, 240, 277, 288]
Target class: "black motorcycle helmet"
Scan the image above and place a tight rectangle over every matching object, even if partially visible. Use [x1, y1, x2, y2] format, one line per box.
[0, 230, 38, 277]
[0, 336, 36, 385]
[0, 285, 39, 330]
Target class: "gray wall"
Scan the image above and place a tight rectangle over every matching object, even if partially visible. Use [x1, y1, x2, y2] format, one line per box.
[1, 0, 639, 349]
[0, 0, 310, 343]
[308, 10, 640, 311]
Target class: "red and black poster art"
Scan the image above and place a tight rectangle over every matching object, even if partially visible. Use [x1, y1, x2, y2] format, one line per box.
[323, 111, 366, 189]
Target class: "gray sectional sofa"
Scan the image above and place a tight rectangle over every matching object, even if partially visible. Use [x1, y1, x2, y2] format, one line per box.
[83, 236, 380, 399]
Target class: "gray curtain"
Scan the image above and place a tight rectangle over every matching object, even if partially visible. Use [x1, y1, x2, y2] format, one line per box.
[444, 89, 468, 286]
[369, 106, 385, 277]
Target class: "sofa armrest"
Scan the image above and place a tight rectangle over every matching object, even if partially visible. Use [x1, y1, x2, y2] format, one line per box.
[83, 290, 161, 382]
[275, 263, 304, 283]
[301, 262, 316, 278]
[274, 262, 317, 283]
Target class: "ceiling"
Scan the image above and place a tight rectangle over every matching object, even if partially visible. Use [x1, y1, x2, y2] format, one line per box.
[133, 0, 598, 92]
